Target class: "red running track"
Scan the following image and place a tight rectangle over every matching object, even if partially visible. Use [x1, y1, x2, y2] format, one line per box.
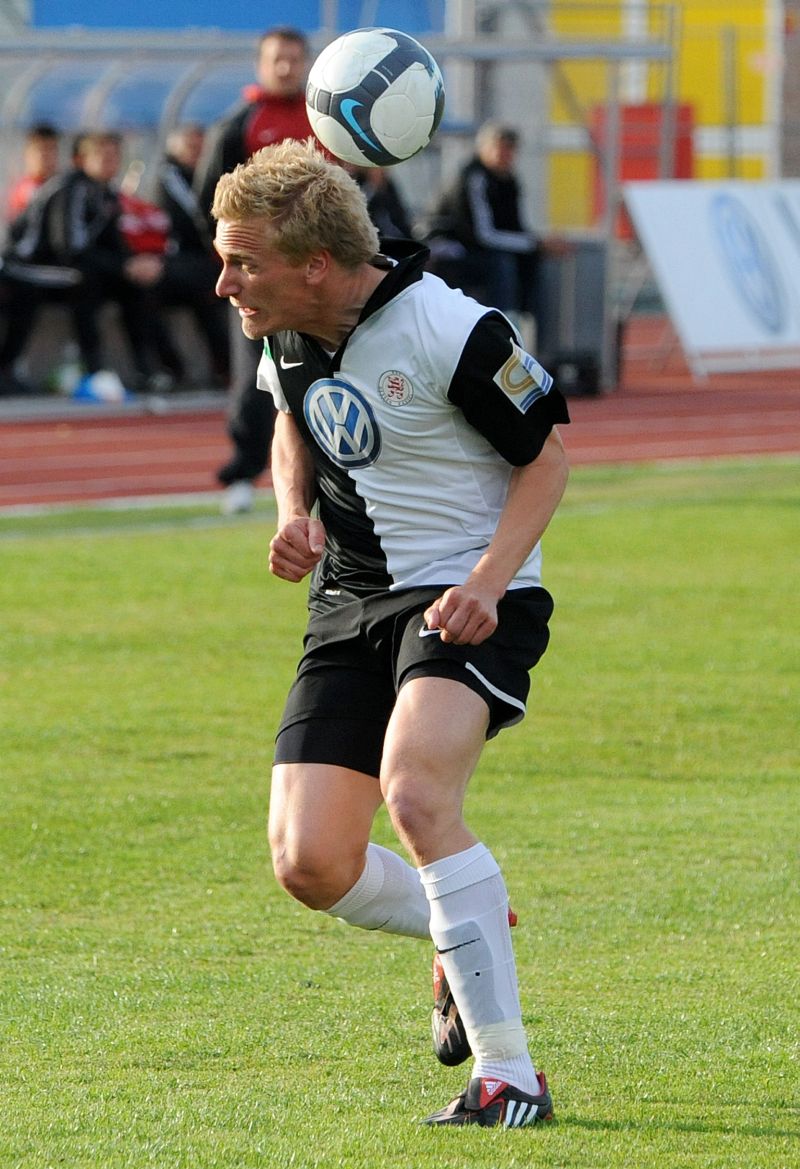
[0, 410, 232, 508]
[1, 317, 799, 509]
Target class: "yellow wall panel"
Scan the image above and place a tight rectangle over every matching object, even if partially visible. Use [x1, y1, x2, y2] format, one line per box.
[695, 154, 768, 179]
[551, 61, 613, 125]
[544, 1, 775, 228]
[548, 153, 594, 229]
[679, 26, 769, 124]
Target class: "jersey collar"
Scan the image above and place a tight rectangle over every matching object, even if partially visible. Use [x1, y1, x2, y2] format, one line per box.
[361, 239, 429, 318]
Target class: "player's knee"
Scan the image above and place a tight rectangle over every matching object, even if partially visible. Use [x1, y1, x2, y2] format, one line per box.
[382, 774, 450, 852]
[269, 838, 359, 911]
[270, 843, 327, 908]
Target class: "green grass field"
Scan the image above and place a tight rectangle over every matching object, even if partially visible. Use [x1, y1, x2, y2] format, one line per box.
[1, 458, 797, 1168]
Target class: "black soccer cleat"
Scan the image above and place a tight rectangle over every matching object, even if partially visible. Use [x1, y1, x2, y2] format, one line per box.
[431, 948, 471, 1066]
[430, 906, 518, 1067]
[422, 1073, 554, 1128]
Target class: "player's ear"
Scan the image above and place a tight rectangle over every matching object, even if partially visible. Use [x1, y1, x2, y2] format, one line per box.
[305, 250, 330, 284]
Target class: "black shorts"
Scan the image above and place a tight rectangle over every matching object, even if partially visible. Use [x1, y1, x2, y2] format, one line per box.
[274, 585, 554, 777]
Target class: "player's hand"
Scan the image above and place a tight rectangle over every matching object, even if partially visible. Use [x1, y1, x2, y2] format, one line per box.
[269, 517, 326, 582]
[423, 582, 500, 645]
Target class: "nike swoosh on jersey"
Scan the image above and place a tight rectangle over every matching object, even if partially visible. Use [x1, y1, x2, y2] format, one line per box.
[418, 626, 443, 638]
[279, 356, 303, 369]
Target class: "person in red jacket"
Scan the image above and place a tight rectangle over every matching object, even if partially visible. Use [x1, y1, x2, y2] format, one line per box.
[5, 123, 60, 222]
[194, 26, 313, 514]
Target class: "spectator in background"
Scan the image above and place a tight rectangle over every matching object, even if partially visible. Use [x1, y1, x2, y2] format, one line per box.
[194, 25, 313, 515]
[6, 123, 61, 222]
[346, 165, 414, 240]
[152, 123, 229, 386]
[424, 123, 541, 321]
[117, 159, 185, 386]
[0, 131, 174, 396]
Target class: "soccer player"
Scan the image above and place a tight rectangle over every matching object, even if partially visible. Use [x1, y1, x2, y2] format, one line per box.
[211, 139, 569, 1128]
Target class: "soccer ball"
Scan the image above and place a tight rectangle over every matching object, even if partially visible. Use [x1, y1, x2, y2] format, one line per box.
[306, 27, 445, 167]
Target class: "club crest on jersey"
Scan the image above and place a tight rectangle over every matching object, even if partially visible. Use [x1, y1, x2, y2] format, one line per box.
[304, 378, 381, 468]
[378, 369, 414, 407]
[493, 343, 553, 413]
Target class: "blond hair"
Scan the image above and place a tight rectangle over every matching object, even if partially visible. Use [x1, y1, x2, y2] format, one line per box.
[212, 138, 379, 267]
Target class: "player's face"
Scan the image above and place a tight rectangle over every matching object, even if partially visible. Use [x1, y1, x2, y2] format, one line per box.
[214, 218, 312, 339]
[256, 36, 308, 97]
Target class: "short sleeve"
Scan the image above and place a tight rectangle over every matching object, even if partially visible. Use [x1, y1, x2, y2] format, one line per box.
[447, 313, 570, 465]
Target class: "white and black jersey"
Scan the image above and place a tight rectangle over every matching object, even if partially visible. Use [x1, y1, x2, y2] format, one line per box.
[258, 241, 569, 598]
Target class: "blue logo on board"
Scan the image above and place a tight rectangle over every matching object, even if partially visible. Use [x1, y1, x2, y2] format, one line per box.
[710, 193, 787, 334]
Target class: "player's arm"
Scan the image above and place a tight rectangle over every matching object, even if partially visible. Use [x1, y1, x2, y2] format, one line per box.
[268, 410, 326, 582]
[470, 425, 567, 596]
[465, 170, 536, 253]
[425, 427, 568, 644]
[426, 312, 570, 644]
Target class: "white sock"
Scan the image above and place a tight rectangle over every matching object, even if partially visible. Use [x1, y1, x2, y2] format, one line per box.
[419, 842, 539, 1095]
[325, 843, 430, 938]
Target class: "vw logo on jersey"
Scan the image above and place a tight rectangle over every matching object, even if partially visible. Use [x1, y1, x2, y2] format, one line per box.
[710, 193, 787, 334]
[304, 378, 381, 468]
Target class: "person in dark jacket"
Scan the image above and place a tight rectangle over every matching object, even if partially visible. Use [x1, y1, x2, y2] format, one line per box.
[0, 131, 171, 394]
[194, 26, 313, 513]
[153, 123, 229, 384]
[425, 123, 541, 318]
[346, 165, 414, 241]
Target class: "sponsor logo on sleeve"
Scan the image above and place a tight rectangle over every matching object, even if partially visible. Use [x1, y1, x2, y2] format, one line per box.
[492, 343, 553, 413]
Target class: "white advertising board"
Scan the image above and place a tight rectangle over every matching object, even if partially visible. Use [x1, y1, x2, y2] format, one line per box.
[623, 180, 800, 375]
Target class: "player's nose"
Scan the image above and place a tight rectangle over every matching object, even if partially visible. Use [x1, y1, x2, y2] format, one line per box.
[215, 264, 239, 300]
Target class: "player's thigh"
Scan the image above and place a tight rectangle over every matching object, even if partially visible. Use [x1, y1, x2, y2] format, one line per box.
[269, 762, 383, 881]
[380, 675, 489, 814]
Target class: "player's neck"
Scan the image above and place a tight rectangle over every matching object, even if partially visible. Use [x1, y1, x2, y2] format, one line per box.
[308, 263, 388, 349]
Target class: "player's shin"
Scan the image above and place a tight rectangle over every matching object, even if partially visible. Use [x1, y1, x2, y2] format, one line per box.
[419, 842, 541, 1095]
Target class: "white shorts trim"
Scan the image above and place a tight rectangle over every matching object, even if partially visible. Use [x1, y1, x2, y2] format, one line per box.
[465, 660, 527, 718]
